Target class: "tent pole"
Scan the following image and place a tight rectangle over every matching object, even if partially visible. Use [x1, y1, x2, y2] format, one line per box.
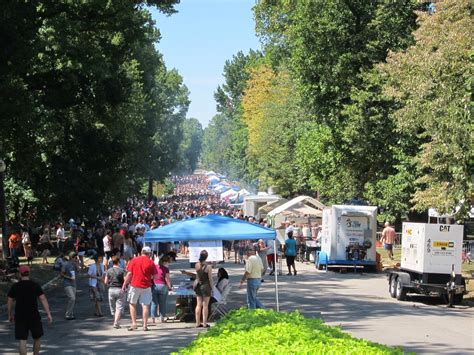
[274, 238, 279, 312]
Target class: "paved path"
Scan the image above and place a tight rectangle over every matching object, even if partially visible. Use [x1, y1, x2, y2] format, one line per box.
[0, 257, 472, 354]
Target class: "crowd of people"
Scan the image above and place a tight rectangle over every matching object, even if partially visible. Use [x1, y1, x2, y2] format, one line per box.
[6, 174, 323, 353]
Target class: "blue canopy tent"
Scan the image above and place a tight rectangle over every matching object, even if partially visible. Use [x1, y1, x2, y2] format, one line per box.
[144, 214, 280, 310]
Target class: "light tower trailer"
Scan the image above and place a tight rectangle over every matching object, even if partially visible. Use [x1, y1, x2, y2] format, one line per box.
[387, 222, 466, 306]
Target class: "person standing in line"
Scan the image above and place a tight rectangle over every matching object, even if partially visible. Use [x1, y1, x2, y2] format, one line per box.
[380, 222, 396, 260]
[239, 246, 264, 309]
[122, 246, 156, 331]
[194, 250, 213, 328]
[104, 256, 126, 329]
[88, 255, 105, 317]
[284, 231, 297, 276]
[62, 252, 79, 320]
[7, 266, 53, 355]
[151, 255, 172, 324]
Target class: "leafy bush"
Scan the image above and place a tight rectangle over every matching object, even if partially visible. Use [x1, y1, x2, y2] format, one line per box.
[177, 309, 403, 354]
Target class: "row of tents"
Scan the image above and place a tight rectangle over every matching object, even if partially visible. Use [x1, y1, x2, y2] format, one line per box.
[205, 170, 251, 203]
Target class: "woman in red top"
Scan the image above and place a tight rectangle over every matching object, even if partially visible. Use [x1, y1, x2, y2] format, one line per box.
[151, 255, 172, 324]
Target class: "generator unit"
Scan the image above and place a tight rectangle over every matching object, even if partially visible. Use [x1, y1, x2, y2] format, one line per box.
[317, 205, 377, 269]
[387, 222, 465, 305]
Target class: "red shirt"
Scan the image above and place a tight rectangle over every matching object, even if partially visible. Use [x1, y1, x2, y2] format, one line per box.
[127, 255, 157, 289]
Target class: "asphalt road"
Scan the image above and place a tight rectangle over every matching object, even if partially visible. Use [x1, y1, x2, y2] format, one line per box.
[0, 257, 472, 354]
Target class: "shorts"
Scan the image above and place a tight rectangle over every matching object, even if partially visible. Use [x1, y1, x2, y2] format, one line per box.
[89, 286, 104, 302]
[286, 255, 295, 266]
[128, 286, 152, 305]
[195, 283, 212, 298]
[15, 317, 43, 340]
[384, 243, 393, 251]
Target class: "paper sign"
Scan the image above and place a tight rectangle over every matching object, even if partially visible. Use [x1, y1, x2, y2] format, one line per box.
[189, 240, 223, 263]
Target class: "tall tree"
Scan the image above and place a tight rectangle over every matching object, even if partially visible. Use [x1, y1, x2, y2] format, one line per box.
[379, 0, 473, 218]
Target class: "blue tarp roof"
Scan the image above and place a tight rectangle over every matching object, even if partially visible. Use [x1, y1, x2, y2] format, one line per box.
[144, 214, 276, 242]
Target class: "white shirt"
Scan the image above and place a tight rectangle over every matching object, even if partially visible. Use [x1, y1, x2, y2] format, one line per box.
[56, 228, 65, 241]
[103, 236, 112, 252]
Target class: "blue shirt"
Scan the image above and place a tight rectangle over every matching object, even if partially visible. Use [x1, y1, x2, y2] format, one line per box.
[285, 239, 297, 257]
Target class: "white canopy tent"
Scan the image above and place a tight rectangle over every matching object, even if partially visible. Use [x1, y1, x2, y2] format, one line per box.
[267, 195, 326, 227]
[220, 189, 238, 200]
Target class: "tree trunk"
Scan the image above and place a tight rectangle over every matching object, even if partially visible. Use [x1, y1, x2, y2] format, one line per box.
[148, 177, 153, 202]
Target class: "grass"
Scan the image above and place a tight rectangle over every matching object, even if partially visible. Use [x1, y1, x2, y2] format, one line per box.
[0, 256, 58, 306]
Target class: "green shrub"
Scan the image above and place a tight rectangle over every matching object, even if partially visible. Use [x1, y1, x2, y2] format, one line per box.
[177, 309, 403, 355]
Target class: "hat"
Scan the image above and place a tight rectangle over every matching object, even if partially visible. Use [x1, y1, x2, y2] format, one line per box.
[142, 246, 152, 254]
[19, 265, 30, 275]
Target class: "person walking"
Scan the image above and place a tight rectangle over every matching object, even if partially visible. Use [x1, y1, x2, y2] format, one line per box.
[56, 223, 66, 253]
[380, 222, 396, 260]
[122, 246, 156, 331]
[194, 250, 213, 328]
[62, 252, 79, 320]
[284, 231, 297, 276]
[239, 246, 264, 309]
[104, 256, 126, 329]
[7, 265, 52, 355]
[88, 255, 105, 317]
[151, 255, 172, 324]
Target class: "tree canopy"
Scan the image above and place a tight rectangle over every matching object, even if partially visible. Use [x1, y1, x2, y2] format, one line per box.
[0, 0, 190, 221]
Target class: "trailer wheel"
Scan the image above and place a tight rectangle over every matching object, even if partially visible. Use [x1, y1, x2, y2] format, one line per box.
[395, 278, 407, 301]
[453, 278, 466, 305]
[389, 276, 397, 298]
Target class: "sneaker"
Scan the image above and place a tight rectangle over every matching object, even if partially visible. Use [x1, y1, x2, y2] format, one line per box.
[113, 323, 121, 329]
[65, 316, 75, 320]
[286, 273, 292, 276]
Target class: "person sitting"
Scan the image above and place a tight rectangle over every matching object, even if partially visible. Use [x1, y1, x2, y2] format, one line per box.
[211, 268, 229, 303]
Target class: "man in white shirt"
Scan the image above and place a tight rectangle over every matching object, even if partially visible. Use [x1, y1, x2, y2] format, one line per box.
[56, 223, 66, 253]
[239, 246, 264, 309]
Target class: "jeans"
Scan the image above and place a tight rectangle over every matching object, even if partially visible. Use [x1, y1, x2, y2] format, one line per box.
[151, 284, 168, 319]
[64, 286, 76, 317]
[247, 278, 264, 309]
[9, 248, 19, 262]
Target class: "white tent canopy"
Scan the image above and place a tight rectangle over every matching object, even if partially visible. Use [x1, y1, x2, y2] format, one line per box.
[267, 195, 326, 217]
[220, 189, 238, 200]
[238, 188, 251, 196]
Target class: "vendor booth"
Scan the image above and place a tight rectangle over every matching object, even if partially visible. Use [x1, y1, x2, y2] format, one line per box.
[144, 214, 281, 313]
[267, 195, 325, 231]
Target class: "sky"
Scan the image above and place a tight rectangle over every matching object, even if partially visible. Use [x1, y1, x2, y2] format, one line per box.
[150, 0, 260, 127]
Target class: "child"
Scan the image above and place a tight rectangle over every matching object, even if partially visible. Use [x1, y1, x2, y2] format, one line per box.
[24, 242, 34, 266]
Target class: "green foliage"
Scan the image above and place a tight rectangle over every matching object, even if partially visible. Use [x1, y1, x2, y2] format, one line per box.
[177, 308, 402, 355]
[175, 118, 204, 174]
[0, 0, 189, 221]
[379, 0, 473, 218]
